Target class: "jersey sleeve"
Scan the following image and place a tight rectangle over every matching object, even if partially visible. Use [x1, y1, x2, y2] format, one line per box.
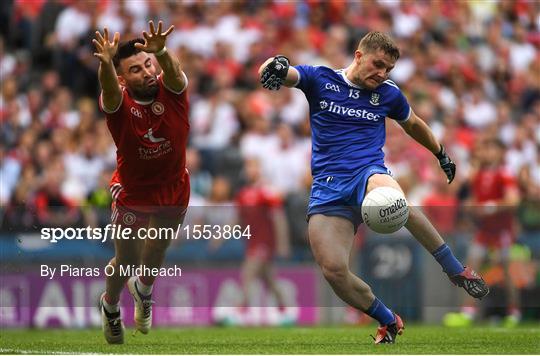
[159, 71, 188, 95]
[293, 65, 318, 96]
[99, 87, 125, 115]
[388, 87, 411, 122]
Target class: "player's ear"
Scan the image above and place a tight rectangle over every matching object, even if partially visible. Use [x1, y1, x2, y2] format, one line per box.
[117, 75, 126, 86]
[354, 50, 363, 63]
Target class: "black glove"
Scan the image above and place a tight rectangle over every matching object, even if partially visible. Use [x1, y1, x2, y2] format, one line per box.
[260, 55, 290, 90]
[435, 144, 456, 184]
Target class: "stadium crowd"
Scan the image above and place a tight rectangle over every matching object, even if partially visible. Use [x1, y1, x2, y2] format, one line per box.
[1, 0, 539, 263]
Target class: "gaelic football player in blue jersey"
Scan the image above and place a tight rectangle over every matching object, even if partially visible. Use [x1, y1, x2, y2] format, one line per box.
[259, 32, 489, 344]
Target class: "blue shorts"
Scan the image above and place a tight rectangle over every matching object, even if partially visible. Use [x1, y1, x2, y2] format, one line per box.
[307, 165, 391, 230]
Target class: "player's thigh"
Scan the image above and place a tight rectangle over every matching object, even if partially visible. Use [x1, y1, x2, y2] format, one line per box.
[111, 207, 147, 264]
[308, 214, 355, 271]
[113, 230, 145, 265]
[146, 214, 184, 250]
[366, 173, 404, 195]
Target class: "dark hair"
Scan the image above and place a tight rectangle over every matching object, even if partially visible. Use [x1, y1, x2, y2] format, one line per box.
[113, 38, 145, 71]
[358, 31, 400, 61]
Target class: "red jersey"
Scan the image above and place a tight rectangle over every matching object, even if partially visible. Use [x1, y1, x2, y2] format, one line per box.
[236, 186, 282, 251]
[100, 74, 189, 191]
[422, 193, 459, 235]
[471, 167, 517, 236]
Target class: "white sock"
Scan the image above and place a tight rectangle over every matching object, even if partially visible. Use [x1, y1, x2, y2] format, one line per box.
[102, 295, 120, 313]
[136, 277, 153, 296]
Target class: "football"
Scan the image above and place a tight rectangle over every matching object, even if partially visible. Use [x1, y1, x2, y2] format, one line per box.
[361, 186, 409, 234]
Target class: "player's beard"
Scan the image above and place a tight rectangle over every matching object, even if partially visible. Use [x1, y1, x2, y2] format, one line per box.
[130, 79, 159, 101]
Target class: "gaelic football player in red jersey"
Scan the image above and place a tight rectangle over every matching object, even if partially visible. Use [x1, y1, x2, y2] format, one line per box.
[445, 138, 521, 328]
[235, 158, 290, 316]
[93, 21, 189, 344]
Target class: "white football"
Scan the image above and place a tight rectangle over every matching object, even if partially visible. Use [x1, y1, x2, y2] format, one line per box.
[361, 187, 409, 234]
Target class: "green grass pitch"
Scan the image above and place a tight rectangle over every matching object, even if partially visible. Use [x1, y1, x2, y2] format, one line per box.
[1, 325, 539, 354]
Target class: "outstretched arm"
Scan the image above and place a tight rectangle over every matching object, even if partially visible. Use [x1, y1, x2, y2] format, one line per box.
[93, 28, 122, 112]
[258, 56, 299, 89]
[399, 111, 440, 154]
[400, 111, 456, 183]
[135, 20, 186, 93]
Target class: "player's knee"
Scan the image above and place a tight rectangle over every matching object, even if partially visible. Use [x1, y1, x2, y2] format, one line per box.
[366, 174, 402, 194]
[320, 260, 349, 284]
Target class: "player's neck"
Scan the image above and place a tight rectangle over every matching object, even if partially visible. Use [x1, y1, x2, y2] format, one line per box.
[343, 65, 365, 88]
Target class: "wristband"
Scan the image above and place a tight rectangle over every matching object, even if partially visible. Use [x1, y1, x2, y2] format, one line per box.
[155, 46, 167, 57]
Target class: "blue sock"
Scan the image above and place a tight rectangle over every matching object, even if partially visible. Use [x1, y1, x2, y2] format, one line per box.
[432, 243, 464, 276]
[366, 298, 395, 326]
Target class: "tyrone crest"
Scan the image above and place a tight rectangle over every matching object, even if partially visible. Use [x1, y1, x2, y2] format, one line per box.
[151, 101, 165, 115]
[369, 93, 380, 106]
[122, 212, 136, 225]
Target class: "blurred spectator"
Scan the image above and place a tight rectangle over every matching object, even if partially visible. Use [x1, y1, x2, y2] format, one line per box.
[517, 144, 540, 259]
[33, 158, 81, 228]
[2, 164, 38, 231]
[445, 138, 521, 327]
[53, 0, 92, 88]
[204, 175, 237, 252]
[462, 87, 497, 130]
[84, 169, 114, 229]
[505, 123, 537, 176]
[191, 85, 239, 151]
[235, 158, 290, 311]
[39, 87, 79, 129]
[239, 93, 277, 163]
[63, 131, 106, 201]
[509, 24, 536, 74]
[1, 77, 32, 148]
[422, 175, 459, 236]
[0, 36, 16, 78]
[186, 147, 212, 199]
[0, 145, 21, 206]
[30, 0, 65, 71]
[263, 123, 310, 195]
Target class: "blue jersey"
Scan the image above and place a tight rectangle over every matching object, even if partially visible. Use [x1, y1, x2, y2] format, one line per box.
[294, 65, 411, 180]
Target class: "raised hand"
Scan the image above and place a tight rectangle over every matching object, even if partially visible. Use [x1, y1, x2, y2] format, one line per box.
[260, 55, 290, 90]
[135, 20, 174, 53]
[93, 28, 120, 65]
